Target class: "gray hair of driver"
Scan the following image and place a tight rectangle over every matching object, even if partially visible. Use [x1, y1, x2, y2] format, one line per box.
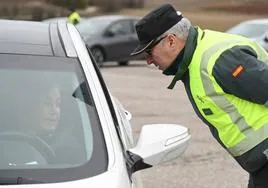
[159, 17, 192, 41]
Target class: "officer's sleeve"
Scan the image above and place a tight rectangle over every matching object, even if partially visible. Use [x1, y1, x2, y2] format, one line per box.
[212, 45, 268, 105]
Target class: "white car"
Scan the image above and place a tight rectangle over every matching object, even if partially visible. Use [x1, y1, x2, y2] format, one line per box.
[226, 18, 268, 51]
[0, 20, 190, 187]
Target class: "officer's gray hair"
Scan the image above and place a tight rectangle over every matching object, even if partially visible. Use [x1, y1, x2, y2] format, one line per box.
[158, 17, 191, 41]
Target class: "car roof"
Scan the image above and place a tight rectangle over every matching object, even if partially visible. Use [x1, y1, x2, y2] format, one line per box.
[0, 19, 77, 57]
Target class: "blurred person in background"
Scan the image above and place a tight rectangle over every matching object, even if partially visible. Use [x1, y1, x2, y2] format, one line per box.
[131, 3, 268, 188]
[68, 2, 81, 25]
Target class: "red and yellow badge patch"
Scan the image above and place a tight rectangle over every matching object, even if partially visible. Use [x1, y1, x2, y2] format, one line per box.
[232, 65, 244, 77]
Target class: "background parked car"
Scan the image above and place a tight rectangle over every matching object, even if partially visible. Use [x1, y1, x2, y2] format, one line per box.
[226, 18, 268, 51]
[0, 19, 190, 187]
[76, 15, 144, 66]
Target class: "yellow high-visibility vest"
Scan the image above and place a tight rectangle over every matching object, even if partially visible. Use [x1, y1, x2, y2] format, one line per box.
[68, 11, 81, 25]
[189, 27, 268, 157]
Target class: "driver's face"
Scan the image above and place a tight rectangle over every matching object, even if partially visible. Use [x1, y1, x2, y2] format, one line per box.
[39, 87, 61, 133]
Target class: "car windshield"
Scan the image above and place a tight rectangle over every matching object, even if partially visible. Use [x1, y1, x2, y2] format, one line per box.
[226, 23, 268, 38]
[0, 54, 107, 183]
[76, 18, 112, 36]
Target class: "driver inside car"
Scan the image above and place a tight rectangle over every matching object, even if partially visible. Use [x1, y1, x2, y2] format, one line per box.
[15, 80, 85, 166]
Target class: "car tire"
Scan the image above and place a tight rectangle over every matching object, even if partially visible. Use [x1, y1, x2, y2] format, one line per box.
[118, 61, 129, 66]
[91, 47, 105, 67]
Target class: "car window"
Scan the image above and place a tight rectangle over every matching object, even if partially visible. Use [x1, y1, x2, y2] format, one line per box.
[0, 54, 107, 183]
[108, 20, 133, 35]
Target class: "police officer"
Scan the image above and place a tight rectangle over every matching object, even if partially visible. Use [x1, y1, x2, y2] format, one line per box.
[130, 4, 268, 188]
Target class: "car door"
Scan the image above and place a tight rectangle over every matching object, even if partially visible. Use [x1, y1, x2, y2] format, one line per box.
[104, 20, 139, 61]
[110, 96, 143, 188]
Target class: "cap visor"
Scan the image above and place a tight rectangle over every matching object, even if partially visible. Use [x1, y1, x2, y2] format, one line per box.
[130, 40, 154, 56]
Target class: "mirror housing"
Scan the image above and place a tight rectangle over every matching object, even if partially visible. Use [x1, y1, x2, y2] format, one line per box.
[127, 124, 190, 173]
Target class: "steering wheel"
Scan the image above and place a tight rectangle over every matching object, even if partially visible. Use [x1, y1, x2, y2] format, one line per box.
[0, 132, 56, 163]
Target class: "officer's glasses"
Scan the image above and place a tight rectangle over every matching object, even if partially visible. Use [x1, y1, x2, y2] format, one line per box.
[145, 35, 167, 56]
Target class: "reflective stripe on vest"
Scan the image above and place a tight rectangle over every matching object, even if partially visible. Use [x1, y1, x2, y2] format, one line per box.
[200, 39, 268, 156]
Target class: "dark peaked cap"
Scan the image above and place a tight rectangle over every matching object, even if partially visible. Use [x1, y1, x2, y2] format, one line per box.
[131, 4, 183, 56]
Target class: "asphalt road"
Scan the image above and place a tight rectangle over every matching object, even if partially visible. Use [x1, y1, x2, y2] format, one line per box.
[101, 61, 248, 188]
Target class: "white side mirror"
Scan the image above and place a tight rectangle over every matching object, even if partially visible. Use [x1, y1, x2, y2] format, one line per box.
[128, 124, 190, 167]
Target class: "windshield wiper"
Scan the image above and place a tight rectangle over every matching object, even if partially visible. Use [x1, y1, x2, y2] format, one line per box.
[0, 177, 43, 185]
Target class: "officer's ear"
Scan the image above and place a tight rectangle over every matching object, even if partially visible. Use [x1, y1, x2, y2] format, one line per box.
[167, 34, 177, 47]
